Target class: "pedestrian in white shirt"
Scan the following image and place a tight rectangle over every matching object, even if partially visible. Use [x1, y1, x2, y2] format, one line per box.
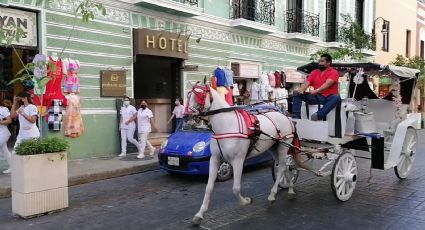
[118, 97, 143, 158]
[167, 98, 185, 132]
[11, 92, 40, 160]
[0, 105, 12, 174]
[137, 100, 157, 159]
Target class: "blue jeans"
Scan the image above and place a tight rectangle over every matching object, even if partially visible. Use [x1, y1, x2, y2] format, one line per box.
[292, 93, 341, 120]
[175, 118, 184, 132]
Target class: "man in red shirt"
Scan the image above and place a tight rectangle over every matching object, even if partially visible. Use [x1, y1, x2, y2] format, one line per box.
[292, 54, 341, 121]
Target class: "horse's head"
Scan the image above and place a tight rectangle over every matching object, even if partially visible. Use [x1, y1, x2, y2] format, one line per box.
[186, 83, 212, 115]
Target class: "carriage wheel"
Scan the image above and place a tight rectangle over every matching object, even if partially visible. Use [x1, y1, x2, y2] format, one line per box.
[331, 152, 357, 201]
[271, 160, 299, 189]
[394, 127, 417, 180]
[217, 162, 233, 182]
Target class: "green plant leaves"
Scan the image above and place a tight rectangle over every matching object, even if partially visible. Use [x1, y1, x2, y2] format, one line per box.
[15, 138, 69, 156]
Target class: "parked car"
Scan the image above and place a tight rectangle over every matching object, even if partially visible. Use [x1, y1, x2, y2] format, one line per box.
[158, 106, 280, 181]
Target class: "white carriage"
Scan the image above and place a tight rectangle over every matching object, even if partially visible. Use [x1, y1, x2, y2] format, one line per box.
[272, 62, 422, 201]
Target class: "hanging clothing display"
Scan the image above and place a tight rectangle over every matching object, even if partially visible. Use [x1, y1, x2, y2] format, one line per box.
[63, 94, 84, 138]
[260, 73, 269, 85]
[210, 75, 217, 90]
[47, 99, 63, 131]
[63, 59, 80, 94]
[225, 87, 234, 105]
[250, 81, 260, 102]
[214, 67, 226, 87]
[32, 54, 48, 95]
[268, 72, 276, 87]
[43, 56, 68, 107]
[232, 83, 240, 96]
[223, 67, 234, 87]
[274, 71, 282, 88]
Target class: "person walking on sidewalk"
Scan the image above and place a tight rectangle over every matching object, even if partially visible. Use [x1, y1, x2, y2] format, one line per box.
[137, 100, 156, 159]
[118, 97, 143, 158]
[167, 98, 185, 132]
[0, 103, 12, 174]
[11, 92, 40, 156]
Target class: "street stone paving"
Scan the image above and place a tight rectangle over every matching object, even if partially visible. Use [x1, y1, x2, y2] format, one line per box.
[0, 131, 424, 229]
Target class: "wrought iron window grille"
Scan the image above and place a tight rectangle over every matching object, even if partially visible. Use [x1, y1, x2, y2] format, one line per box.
[231, 0, 275, 26]
[284, 9, 320, 37]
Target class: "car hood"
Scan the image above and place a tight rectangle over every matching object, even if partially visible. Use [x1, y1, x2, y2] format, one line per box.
[164, 130, 212, 155]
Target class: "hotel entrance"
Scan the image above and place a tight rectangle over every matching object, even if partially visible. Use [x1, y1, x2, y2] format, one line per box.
[133, 29, 188, 133]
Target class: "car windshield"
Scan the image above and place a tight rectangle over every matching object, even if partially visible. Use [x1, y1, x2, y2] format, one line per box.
[182, 116, 210, 131]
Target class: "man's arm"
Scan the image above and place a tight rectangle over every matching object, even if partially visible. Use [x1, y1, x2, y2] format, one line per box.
[296, 81, 311, 94]
[311, 79, 335, 94]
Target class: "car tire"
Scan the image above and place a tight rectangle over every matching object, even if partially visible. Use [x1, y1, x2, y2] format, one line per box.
[216, 162, 233, 182]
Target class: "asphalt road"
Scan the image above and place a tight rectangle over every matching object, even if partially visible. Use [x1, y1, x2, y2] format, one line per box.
[1, 132, 425, 230]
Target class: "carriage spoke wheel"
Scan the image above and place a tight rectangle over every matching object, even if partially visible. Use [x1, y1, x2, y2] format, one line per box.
[272, 160, 299, 189]
[395, 128, 417, 180]
[331, 152, 357, 202]
[217, 162, 233, 182]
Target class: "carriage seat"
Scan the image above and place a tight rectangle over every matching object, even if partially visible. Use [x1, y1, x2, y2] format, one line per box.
[300, 101, 347, 138]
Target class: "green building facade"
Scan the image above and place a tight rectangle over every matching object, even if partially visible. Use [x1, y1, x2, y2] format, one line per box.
[0, 0, 375, 159]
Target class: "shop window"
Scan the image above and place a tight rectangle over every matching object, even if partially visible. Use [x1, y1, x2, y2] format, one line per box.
[382, 21, 390, 52]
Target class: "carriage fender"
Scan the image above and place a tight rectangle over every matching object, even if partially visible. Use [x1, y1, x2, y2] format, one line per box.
[386, 113, 421, 169]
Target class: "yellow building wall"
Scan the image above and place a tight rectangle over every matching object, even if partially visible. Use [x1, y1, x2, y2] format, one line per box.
[375, 0, 417, 64]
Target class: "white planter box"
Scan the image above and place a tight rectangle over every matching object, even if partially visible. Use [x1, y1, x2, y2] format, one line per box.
[12, 152, 68, 218]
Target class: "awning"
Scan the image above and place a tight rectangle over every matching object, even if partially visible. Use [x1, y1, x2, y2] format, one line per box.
[297, 62, 420, 79]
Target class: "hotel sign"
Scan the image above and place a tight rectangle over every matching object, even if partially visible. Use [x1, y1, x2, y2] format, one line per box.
[133, 28, 189, 60]
[100, 70, 127, 97]
[0, 8, 38, 47]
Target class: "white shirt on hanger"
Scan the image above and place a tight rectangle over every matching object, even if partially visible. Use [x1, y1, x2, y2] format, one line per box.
[251, 82, 260, 101]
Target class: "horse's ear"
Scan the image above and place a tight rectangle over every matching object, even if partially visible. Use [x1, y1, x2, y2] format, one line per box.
[203, 76, 207, 84]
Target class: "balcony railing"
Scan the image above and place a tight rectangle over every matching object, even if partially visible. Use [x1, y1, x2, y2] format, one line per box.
[284, 9, 320, 37]
[172, 0, 198, 7]
[231, 0, 275, 26]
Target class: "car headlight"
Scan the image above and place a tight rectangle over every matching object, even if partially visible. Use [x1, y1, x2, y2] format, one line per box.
[193, 141, 207, 153]
[160, 139, 168, 149]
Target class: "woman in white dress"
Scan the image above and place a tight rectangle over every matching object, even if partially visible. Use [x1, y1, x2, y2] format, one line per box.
[118, 97, 143, 157]
[0, 104, 12, 174]
[137, 101, 157, 159]
[11, 92, 40, 154]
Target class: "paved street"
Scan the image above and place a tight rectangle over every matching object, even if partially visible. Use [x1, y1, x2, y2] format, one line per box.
[0, 132, 425, 230]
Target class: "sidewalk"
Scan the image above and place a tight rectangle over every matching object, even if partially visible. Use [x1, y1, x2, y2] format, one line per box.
[0, 153, 159, 199]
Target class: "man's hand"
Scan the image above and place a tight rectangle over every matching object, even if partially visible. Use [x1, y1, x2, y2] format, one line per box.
[125, 120, 130, 125]
[310, 89, 319, 95]
[294, 89, 304, 95]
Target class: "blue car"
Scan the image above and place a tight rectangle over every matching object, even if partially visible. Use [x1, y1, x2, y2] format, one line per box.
[158, 105, 280, 181]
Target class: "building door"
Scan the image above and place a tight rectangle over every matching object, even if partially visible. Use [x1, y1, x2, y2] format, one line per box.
[133, 55, 182, 133]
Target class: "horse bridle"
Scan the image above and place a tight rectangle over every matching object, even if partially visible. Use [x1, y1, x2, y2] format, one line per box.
[186, 85, 212, 115]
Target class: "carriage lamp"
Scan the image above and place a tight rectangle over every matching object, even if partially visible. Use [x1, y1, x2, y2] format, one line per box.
[193, 141, 207, 153]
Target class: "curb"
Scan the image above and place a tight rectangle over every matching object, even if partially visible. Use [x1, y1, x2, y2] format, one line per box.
[0, 162, 159, 199]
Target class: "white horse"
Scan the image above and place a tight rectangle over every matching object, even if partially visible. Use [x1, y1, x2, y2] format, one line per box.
[187, 84, 296, 226]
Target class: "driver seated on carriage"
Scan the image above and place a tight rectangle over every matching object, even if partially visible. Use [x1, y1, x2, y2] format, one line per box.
[292, 54, 341, 121]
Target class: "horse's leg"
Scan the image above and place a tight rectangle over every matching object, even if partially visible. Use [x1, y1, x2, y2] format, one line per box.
[192, 154, 220, 226]
[268, 144, 289, 203]
[232, 156, 252, 205]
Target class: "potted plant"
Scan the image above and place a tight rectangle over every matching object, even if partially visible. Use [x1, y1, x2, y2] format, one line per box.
[11, 137, 69, 218]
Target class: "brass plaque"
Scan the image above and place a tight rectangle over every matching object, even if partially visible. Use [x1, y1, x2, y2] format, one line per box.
[100, 70, 127, 97]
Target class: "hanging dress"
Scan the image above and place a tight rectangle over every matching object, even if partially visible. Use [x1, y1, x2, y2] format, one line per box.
[39, 57, 68, 108]
[63, 59, 80, 94]
[63, 94, 84, 138]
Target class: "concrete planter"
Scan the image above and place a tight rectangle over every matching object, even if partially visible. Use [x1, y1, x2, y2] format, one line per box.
[11, 152, 68, 218]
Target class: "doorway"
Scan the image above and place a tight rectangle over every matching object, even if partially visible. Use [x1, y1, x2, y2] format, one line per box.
[133, 55, 182, 133]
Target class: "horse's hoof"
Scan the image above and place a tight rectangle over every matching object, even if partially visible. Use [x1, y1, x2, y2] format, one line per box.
[242, 197, 253, 205]
[191, 216, 203, 226]
[268, 199, 275, 206]
[288, 193, 297, 200]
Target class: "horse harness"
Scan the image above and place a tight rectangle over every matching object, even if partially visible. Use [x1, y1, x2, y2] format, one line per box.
[187, 85, 298, 160]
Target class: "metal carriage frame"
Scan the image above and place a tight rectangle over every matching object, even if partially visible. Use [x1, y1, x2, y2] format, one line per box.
[272, 62, 422, 201]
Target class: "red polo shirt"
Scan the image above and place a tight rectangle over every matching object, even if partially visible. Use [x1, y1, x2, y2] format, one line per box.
[307, 67, 339, 97]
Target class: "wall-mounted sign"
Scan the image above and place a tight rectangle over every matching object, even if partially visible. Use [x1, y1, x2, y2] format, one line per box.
[231, 63, 260, 78]
[100, 70, 127, 97]
[133, 28, 189, 60]
[184, 65, 198, 71]
[0, 8, 38, 47]
[283, 68, 306, 83]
